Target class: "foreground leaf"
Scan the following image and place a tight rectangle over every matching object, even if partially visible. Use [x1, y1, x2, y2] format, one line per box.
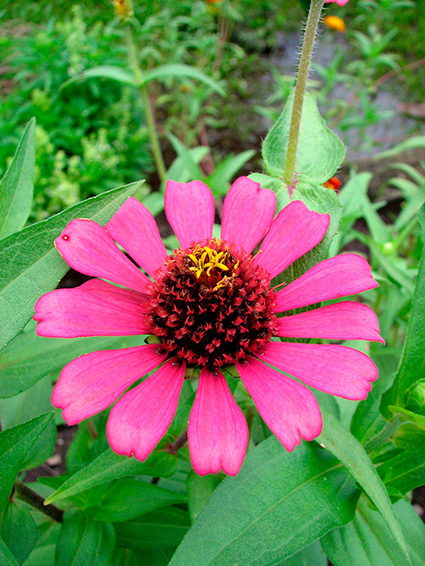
[0, 181, 141, 351]
[169, 438, 358, 566]
[0, 412, 53, 512]
[55, 509, 115, 566]
[318, 410, 410, 564]
[0, 118, 35, 240]
[0, 537, 19, 566]
[44, 449, 177, 505]
[0, 500, 38, 564]
[321, 498, 425, 566]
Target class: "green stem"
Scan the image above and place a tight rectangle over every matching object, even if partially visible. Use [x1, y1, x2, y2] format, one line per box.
[126, 24, 167, 184]
[283, 0, 325, 185]
[13, 480, 64, 523]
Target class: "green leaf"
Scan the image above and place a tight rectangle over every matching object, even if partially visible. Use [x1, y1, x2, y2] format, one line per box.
[381, 204, 425, 413]
[44, 448, 177, 505]
[169, 438, 358, 566]
[0, 412, 53, 512]
[262, 91, 345, 184]
[55, 509, 115, 566]
[62, 65, 136, 88]
[206, 150, 256, 197]
[187, 472, 223, 523]
[0, 119, 35, 240]
[378, 448, 425, 497]
[0, 181, 141, 351]
[141, 64, 225, 96]
[321, 498, 425, 566]
[114, 507, 190, 551]
[167, 133, 204, 181]
[0, 537, 19, 566]
[374, 136, 425, 160]
[283, 540, 327, 566]
[86, 478, 186, 523]
[0, 375, 56, 469]
[318, 410, 411, 564]
[0, 330, 142, 398]
[0, 501, 38, 565]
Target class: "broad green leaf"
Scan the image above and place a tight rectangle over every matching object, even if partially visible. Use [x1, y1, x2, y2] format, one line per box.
[141, 64, 225, 96]
[0, 501, 37, 565]
[55, 509, 115, 566]
[382, 204, 425, 413]
[114, 507, 190, 551]
[0, 119, 35, 240]
[62, 65, 136, 88]
[113, 548, 175, 566]
[0, 331, 142, 398]
[283, 540, 327, 566]
[169, 438, 358, 566]
[318, 410, 410, 564]
[0, 181, 141, 351]
[0, 375, 56, 469]
[0, 412, 53, 512]
[44, 448, 177, 505]
[262, 91, 345, 184]
[21, 511, 61, 566]
[0, 537, 19, 566]
[321, 498, 425, 566]
[86, 478, 186, 523]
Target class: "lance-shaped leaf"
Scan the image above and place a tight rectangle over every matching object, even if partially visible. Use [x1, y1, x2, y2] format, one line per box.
[0, 181, 141, 351]
[0, 412, 53, 512]
[318, 410, 411, 565]
[0, 118, 35, 240]
[169, 438, 358, 566]
[262, 91, 345, 184]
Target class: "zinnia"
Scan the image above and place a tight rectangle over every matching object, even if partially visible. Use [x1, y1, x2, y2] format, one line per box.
[34, 177, 383, 476]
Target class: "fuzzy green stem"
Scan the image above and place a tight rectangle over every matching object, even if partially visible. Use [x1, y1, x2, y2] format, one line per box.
[13, 480, 64, 523]
[283, 0, 325, 185]
[126, 25, 167, 184]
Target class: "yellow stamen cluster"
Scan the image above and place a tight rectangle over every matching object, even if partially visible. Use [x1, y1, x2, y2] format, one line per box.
[188, 243, 229, 279]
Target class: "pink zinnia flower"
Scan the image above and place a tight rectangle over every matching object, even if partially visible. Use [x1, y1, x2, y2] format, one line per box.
[325, 0, 350, 6]
[34, 177, 383, 476]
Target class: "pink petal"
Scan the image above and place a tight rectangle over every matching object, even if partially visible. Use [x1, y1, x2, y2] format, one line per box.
[55, 219, 150, 293]
[52, 345, 166, 425]
[237, 357, 322, 451]
[275, 301, 384, 343]
[220, 177, 276, 253]
[254, 201, 330, 279]
[107, 358, 186, 461]
[106, 197, 167, 278]
[257, 341, 378, 400]
[188, 369, 248, 476]
[34, 279, 150, 338]
[275, 254, 379, 312]
[165, 180, 214, 248]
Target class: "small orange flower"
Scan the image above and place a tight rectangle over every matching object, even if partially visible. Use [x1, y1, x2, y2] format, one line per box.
[323, 177, 343, 191]
[324, 15, 346, 32]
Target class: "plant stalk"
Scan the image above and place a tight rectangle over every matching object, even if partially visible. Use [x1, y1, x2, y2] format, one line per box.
[283, 0, 325, 185]
[13, 480, 64, 523]
[126, 24, 167, 184]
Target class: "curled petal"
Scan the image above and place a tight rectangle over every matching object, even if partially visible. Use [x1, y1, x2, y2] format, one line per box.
[165, 180, 214, 248]
[55, 219, 150, 293]
[52, 345, 167, 425]
[237, 357, 322, 452]
[254, 201, 330, 279]
[188, 368, 249, 476]
[275, 254, 379, 312]
[107, 358, 186, 461]
[275, 301, 384, 343]
[257, 341, 378, 400]
[220, 177, 276, 253]
[34, 279, 150, 338]
[106, 197, 167, 278]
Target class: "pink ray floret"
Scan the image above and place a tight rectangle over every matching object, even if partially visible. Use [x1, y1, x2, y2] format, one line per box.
[34, 176, 383, 476]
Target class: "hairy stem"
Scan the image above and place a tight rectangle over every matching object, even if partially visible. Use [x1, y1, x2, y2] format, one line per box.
[283, 0, 325, 185]
[13, 480, 64, 523]
[126, 24, 167, 184]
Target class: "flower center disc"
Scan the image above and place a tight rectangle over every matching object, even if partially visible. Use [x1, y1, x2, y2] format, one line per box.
[146, 238, 277, 370]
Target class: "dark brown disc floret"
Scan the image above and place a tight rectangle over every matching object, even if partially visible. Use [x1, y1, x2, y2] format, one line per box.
[145, 238, 277, 370]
